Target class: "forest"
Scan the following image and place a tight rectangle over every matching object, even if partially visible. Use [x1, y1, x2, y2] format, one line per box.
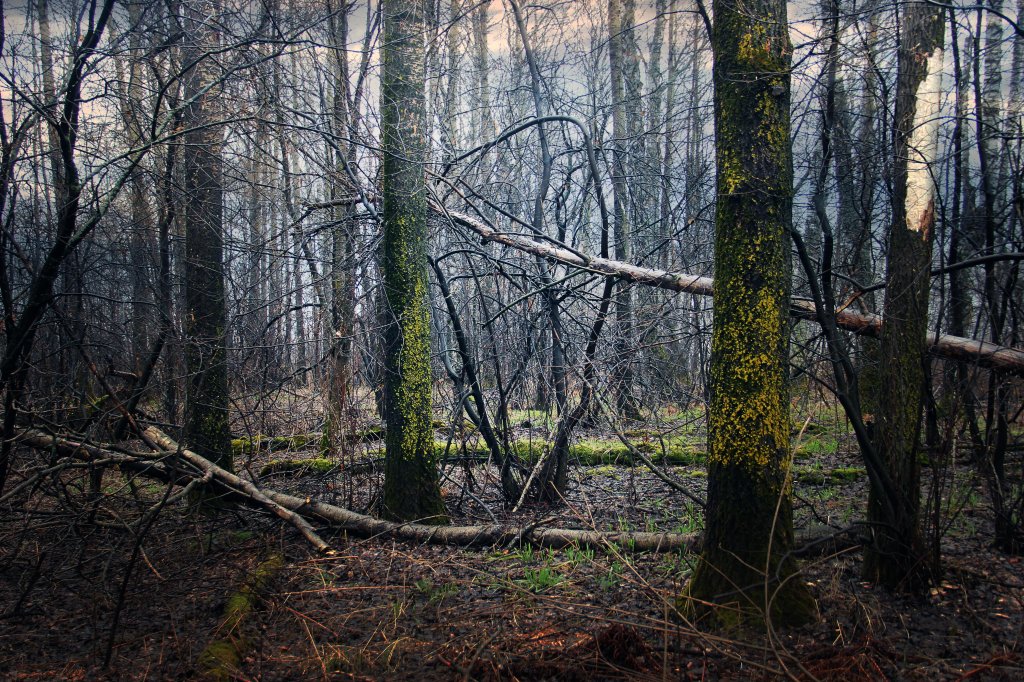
[0, 0, 1023, 678]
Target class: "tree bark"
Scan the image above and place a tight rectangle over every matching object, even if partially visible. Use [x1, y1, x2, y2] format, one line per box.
[862, 0, 945, 589]
[682, 0, 815, 629]
[181, 0, 233, 475]
[380, 0, 446, 523]
[608, 0, 638, 418]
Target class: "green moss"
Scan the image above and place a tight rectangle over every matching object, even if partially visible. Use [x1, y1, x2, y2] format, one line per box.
[794, 466, 865, 485]
[259, 458, 337, 477]
[677, 558, 817, 632]
[430, 436, 704, 467]
[197, 554, 284, 681]
[575, 437, 703, 466]
[829, 467, 862, 482]
[196, 640, 241, 682]
[380, 175, 446, 521]
[585, 464, 621, 479]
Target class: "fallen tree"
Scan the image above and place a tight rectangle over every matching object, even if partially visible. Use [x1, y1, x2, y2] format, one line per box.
[13, 427, 699, 553]
[11, 427, 862, 558]
[437, 205, 1024, 375]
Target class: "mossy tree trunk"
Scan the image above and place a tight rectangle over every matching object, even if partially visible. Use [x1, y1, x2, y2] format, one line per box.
[380, 0, 446, 523]
[182, 0, 233, 475]
[683, 0, 815, 629]
[863, 1, 945, 589]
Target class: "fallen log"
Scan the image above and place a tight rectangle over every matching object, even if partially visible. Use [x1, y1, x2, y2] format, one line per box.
[14, 429, 188, 484]
[11, 428, 859, 557]
[263, 489, 698, 552]
[143, 427, 331, 553]
[440, 207, 1024, 375]
[12, 428, 698, 553]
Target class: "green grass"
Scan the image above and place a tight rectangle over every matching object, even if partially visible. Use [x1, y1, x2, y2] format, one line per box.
[517, 566, 564, 593]
[794, 433, 840, 458]
[414, 578, 459, 603]
[598, 561, 624, 590]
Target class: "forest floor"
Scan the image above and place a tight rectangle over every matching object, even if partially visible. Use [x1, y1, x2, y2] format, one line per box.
[2, 410, 1023, 680]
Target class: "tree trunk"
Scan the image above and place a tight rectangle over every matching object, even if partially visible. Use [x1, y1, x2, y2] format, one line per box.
[608, 0, 638, 418]
[853, 4, 883, 433]
[682, 0, 815, 629]
[862, 0, 945, 589]
[181, 0, 233, 475]
[380, 0, 446, 523]
[470, 0, 494, 146]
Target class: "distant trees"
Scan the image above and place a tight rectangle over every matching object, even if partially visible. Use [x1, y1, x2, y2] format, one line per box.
[324, 1, 363, 455]
[0, 0, 118, 493]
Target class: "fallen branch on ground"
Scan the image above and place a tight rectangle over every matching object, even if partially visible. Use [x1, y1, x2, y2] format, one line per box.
[143, 427, 331, 554]
[10, 428, 857, 557]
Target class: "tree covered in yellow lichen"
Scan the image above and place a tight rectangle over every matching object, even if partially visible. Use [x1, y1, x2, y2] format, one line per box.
[681, 0, 815, 629]
[379, 0, 446, 523]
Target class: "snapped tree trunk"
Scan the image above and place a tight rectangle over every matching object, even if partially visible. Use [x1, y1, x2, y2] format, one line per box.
[380, 0, 446, 523]
[862, 0, 945, 589]
[681, 0, 816, 629]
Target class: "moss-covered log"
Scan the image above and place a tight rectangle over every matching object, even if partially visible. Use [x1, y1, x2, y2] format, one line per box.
[379, 0, 445, 523]
[681, 0, 815, 630]
[197, 553, 284, 681]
